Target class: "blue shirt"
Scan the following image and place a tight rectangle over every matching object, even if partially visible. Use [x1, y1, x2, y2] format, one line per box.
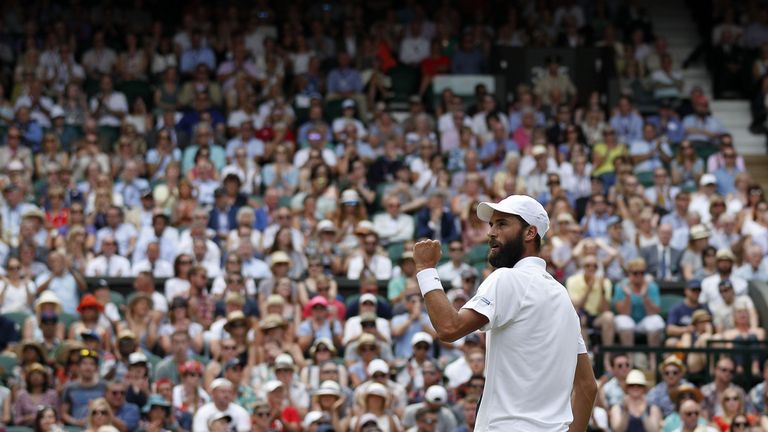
[714, 166, 742, 195]
[326, 68, 363, 94]
[681, 114, 725, 143]
[610, 113, 643, 144]
[115, 402, 141, 431]
[181, 144, 227, 174]
[62, 381, 107, 420]
[390, 312, 434, 358]
[297, 319, 342, 345]
[612, 279, 661, 322]
[180, 47, 216, 73]
[36, 272, 79, 314]
[667, 302, 708, 327]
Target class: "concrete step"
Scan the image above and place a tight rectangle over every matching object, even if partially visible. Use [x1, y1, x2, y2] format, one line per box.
[744, 156, 768, 191]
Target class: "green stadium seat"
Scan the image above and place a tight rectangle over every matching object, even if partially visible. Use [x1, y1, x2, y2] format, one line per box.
[109, 291, 126, 308]
[660, 294, 684, 320]
[323, 99, 344, 124]
[59, 312, 79, 334]
[0, 354, 18, 379]
[387, 65, 420, 109]
[466, 244, 490, 266]
[388, 242, 405, 263]
[6, 426, 34, 432]
[2, 311, 30, 331]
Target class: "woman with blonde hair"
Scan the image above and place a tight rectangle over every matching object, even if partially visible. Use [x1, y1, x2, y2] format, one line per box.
[35, 133, 69, 177]
[341, 382, 402, 432]
[171, 177, 196, 228]
[712, 388, 754, 431]
[63, 225, 93, 274]
[84, 398, 115, 432]
[670, 140, 703, 189]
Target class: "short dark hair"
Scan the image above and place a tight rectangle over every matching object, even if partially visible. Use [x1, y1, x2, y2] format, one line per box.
[611, 352, 630, 366]
[513, 215, 542, 252]
[415, 406, 433, 421]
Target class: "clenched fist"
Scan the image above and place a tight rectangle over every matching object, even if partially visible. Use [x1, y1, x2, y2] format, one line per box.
[413, 239, 442, 272]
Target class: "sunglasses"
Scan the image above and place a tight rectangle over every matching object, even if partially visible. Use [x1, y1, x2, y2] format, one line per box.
[422, 418, 438, 425]
[683, 410, 699, 416]
[724, 396, 739, 402]
[663, 370, 680, 376]
[256, 411, 271, 418]
[185, 373, 201, 377]
[629, 271, 645, 276]
[732, 422, 749, 428]
[718, 367, 734, 374]
[92, 410, 109, 416]
[359, 346, 377, 353]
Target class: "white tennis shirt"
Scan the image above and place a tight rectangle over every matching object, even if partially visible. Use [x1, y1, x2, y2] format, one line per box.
[462, 256, 586, 431]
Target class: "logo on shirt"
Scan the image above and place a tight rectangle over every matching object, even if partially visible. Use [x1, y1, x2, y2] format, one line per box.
[478, 297, 491, 306]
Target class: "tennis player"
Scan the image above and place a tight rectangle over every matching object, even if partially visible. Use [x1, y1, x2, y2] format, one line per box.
[413, 195, 597, 431]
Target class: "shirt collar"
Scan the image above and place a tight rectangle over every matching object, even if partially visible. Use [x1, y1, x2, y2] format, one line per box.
[513, 256, 546, 270]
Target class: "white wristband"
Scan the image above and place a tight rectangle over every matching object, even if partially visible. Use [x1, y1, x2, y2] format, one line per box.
[416, 268, 444, 296]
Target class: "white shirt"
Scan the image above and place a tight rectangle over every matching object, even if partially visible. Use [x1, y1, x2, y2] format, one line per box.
[437, 261, 473, 290]
[461, 257, 585, 431]
[342, 316, 392, 344]
[346, 254, 393, 280]
[444, 355, 472, 389]
[132, 259, 174, 277]
[192, 402, 251, 432]
[372, 213, 415, 244]
[95, 224, 138, 256]
[700, 273, 748, 310]
[85, 255, 132, 277]
[89, 91, 128, 127]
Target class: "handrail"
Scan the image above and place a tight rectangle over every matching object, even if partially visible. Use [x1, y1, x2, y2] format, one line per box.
[597, 343, 767, 389]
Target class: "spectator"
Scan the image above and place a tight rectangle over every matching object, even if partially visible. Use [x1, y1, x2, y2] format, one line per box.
[701, 357, 749, 419]
[402, 385, 457, 432]
[613, 258, 665, 351]
[648, 356, 693, 418]
[191, 378, 250, 432]
[61, 349, 106, 427]
[566, 254, 615, 351]
[700, 248, 748, 311]
[609, 369, 662, 429]
[610, 96, 644, 145]
[641, 223, 683, 282]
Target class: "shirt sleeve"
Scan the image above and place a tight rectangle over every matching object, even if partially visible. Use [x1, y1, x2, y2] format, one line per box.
[577, 332, 587, 354]
[461, 270, 520, 332]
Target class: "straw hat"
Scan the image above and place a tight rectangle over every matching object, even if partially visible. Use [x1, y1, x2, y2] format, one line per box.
[35, 291, 62, 314]
[625, 369, 648, 387]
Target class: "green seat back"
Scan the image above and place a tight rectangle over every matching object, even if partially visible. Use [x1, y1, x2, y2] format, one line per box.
[2, 311, 30, 330]
[388, 242, 405, 263]
[466, 244, 490, 266]
[660, 294, 684, 320]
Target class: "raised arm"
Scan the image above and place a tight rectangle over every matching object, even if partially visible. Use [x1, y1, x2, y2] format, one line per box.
[414, 240, 489, 342]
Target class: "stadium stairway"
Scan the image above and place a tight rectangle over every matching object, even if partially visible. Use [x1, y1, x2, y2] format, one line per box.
[649, 0, 767, 179]
[646, 0, 711, 97]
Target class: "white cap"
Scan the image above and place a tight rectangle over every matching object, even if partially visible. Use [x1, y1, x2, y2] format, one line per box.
[359, 293, 378, 305]
[317, 219, 336, 232]
[207, 412, 232, 427]
[425, 385, 448, 404]
[274, 353, 295, 370]
[411, 331, 434, 346]
[50, 105, 65, 119]
[367, 359, 389, 375]
[128, 352, 148, 365]
[531, 145, 547, 156]
[315, 380, 342, 397]
[699, 173, 717, 186]
[358, 413, 379, 426]
[477, 195, 550, 238]
[365, 382, 389, 398]
[341, 189, 360, 204]
[6, 159, 24, 171]
[210, 378, 233, 391]
[342, 99, 356, 109]
[303, 411, 325, 428]
[263, 380, 284, 393]
[424, 385, 448, 404]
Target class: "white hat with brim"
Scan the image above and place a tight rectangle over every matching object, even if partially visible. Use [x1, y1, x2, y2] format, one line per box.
[303, 411, 325, 429]
[625, 369, 648, 387]
[207, 412, 232, 427]
[477, 195, 550, 237]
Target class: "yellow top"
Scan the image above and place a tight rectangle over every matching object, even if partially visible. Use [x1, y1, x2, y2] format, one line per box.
[592, 142, 627, 177]
[566, 273, 612, 316]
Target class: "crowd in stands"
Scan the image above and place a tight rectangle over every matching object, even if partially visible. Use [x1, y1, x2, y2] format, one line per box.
[0, 0, 767, 431]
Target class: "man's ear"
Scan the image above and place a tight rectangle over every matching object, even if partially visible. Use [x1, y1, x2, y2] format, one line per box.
[526, 226, 537, 242]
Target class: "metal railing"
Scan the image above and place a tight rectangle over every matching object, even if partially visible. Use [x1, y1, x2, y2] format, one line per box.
[597, 341, 767, 389]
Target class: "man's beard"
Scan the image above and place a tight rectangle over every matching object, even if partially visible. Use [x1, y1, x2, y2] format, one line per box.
[488, 233, 525, 268]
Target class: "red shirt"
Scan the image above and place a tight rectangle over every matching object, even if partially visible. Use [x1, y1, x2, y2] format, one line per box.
[421, 55, 451, 77]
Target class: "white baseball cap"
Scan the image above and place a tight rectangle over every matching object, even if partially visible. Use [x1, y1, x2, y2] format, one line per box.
[359, 293, 378, 305]
[425, 385, 448, 404]
[699, 173, 717, 186]
[477, 195, 550, 237]
[263, 380, 284, 393]
[303, 411, 325, 428]
[411, 331, 434, 346]
[210, 378, 233, 391]
[367, 359, 389, 375]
